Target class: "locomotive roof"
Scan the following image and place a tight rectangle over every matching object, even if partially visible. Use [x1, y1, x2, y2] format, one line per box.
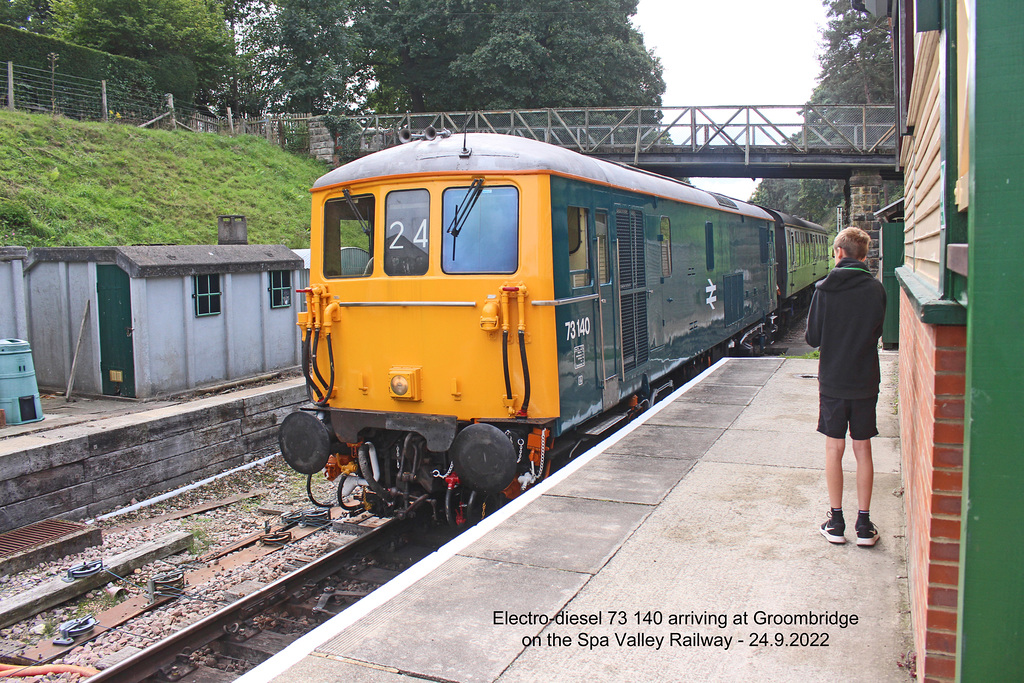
[314, 133, 772, 220]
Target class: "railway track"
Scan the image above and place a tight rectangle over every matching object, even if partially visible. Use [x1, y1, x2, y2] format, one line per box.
[85, 505, 451, 683]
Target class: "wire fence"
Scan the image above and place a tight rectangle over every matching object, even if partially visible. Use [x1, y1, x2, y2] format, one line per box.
[1, 61, 323, 155]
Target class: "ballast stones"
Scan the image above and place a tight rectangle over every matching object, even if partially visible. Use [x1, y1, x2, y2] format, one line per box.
[450, 423, 517, 494]
[279, 411, 332, 475]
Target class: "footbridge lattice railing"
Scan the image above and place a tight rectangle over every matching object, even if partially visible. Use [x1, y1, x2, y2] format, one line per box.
[344, 105, 897, 164]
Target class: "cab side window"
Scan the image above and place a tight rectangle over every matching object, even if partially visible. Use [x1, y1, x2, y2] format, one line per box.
[568, 207, 591, 288]
[323, 194, 375, 278]
[595, 211, 611, 285]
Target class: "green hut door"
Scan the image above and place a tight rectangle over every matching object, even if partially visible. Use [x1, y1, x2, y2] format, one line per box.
[96, 264, 136, 397]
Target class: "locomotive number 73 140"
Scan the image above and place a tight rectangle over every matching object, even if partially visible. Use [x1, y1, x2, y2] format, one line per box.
[565, 317, 592, 340]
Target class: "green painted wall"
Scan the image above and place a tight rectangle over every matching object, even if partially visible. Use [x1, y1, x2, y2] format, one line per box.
[957, 0, 1024, 678]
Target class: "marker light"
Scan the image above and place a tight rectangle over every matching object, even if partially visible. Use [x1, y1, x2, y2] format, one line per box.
[388, 367, 422, 400]
[390, 375, 410, 396]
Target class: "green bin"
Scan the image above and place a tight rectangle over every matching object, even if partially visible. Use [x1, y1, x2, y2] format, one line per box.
[0, 338, 44, 425]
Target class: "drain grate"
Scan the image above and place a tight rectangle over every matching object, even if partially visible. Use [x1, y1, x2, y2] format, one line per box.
[0, 519, 89, 559]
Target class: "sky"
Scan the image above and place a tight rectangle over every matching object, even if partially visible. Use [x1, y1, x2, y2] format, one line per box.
[632, 0, 830, 200]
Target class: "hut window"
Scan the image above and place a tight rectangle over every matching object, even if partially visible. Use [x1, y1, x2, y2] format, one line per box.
[194, 274, 221, 316]
[269, 270, 292, 308]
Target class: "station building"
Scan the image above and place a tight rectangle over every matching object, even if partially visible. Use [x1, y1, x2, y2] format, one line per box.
[883, 1, 1022, 679]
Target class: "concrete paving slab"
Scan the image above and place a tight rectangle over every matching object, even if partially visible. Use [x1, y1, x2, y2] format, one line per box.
[497, 460, 910, 683]
[545, 453, 693, 505]
[701, 358, 783, 386]
[645, 400, 747, 429]
[735, 355, 899, 440]
[605, 425, 723, 460]
[270, 654, 422, 683]
[704, 430, 901, 477]
[675, 383, 762, 405]
[316, 555, 590, 683]
[459, 495, 651, 574]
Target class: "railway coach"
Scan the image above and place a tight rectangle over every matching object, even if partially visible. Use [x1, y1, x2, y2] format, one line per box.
[279, 132, 829, 523]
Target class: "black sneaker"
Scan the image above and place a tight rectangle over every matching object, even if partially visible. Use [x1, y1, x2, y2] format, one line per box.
[819, 511, 846, 544]
[856, 521, 879, 547]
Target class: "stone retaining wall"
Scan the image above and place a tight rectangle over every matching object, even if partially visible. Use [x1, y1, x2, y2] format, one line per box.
[0, 380, 306, 534]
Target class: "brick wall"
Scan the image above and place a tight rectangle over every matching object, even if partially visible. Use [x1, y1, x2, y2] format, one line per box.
[849, 172, 883, 276]
[309, 119, 335, 164]
[898, 289, 966, 682]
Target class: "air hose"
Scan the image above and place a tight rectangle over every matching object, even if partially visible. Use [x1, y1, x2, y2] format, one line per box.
[306, 473, 333, 508]
[502, 329, 512, 401]
[324, 332, 336, 401]
[0, 664, 101, 678]
[518, 328, 531, 416]
[358, 444, 392, 508]
[301, 328, 324, 403]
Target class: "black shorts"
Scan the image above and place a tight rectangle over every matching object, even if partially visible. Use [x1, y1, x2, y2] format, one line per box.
[817, 394, 879, 440]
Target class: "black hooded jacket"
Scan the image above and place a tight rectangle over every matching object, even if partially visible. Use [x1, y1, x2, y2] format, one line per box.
[805, 257, 887, 399]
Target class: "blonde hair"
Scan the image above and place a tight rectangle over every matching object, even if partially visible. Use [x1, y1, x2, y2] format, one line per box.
[833, 226, 870, 260]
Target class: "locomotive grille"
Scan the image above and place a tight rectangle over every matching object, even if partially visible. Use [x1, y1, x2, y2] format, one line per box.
[617, 208, 649, 373]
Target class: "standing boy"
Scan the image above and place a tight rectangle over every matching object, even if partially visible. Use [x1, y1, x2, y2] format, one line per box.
[805, 226, 887, 546]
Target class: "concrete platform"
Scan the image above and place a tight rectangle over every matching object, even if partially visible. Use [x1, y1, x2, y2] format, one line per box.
[246, 355, 909, 683]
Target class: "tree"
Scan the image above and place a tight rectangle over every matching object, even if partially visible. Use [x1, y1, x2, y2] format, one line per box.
[751, 0, 895, 225]
[1, 0, 54, 33]
[352, 0, 664, 113]
[50, 0, 234, 103]
[810, 0, 894, 105]
[243, 0, 356, 114]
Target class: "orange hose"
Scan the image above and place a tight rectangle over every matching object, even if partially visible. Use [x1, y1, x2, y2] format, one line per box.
[0, 663, 101, 677]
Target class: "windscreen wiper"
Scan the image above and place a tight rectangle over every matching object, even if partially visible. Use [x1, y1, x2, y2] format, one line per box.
[342, 188, 371, 237]
[445, 178, 484, 260]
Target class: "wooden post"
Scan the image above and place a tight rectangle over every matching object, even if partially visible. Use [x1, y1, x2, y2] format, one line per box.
[227, 106, 234, 135]
[7, 62, 14, 111]
[66, 300, 90, 401]
[101, 80, 108, 122]
[167, 93, 175, 129]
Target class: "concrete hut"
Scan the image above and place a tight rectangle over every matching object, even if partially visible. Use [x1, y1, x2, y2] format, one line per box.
[0, 247, 29, 341]
[22, 244, 303, 398]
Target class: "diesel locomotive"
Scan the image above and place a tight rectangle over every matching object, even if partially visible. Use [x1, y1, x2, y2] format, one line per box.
[278, 132, 830, 523]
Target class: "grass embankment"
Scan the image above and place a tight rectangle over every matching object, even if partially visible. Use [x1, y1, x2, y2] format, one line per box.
[0, 109, 328, 248]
